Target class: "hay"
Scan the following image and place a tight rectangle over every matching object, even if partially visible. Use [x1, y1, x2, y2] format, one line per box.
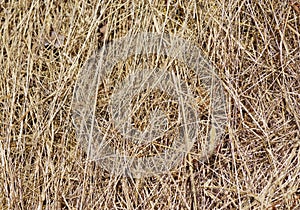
[1, 0, 299, 209]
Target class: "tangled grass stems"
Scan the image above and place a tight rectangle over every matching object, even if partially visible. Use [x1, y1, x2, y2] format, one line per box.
[0, 0, 299, 209]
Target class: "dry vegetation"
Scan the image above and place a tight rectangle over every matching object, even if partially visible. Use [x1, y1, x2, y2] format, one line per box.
[1, 0, 300, 209]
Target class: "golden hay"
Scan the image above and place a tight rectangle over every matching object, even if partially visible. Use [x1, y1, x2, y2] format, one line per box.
[1, 0, 299, 209]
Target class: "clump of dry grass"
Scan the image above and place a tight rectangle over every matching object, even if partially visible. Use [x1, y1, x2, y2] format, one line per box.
[1, 0, 299, 209]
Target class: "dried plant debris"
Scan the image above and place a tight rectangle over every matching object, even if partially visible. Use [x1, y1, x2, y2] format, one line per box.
[1, 0, 300, 209]
[43, 30, 65, 48]
[290, 0, 300, 14]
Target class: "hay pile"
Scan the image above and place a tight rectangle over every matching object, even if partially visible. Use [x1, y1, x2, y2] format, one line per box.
[1, 0, 299, 209]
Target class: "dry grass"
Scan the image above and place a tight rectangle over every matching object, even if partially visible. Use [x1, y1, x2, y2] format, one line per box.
[1, 0, 300, 209]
